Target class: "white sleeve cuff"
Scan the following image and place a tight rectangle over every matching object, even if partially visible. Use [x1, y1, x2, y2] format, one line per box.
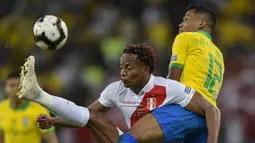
[180, 89, 195, 107]
[98, 97, 114, 108]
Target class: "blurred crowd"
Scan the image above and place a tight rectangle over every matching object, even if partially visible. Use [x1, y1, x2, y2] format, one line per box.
[0, 0, 254, 143]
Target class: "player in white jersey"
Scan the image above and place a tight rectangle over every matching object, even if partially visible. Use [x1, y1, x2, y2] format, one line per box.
[39, 75, 194, 129]
[18, 44, 217, 143]
[99, 75, 194, 128]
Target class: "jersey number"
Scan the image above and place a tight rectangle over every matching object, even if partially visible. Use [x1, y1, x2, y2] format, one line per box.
[204, 53, 223, 99]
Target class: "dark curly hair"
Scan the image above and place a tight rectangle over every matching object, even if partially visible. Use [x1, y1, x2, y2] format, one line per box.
[123, 43, 157, 73]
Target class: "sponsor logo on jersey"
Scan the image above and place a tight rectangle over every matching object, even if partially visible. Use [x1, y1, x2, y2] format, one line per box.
[120, 100, 140, 105]
[171, 55, 178, 62]
[147, 97, 156, 110]
[184, 87, 191, 94]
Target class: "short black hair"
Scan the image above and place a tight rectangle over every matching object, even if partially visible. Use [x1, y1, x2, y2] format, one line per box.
[6, 72, 20, 80]
[123, 43, 157, 73]
[187, 4, 216, 30]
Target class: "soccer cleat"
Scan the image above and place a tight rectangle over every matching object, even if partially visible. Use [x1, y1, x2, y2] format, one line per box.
[17, 55, 41, 100]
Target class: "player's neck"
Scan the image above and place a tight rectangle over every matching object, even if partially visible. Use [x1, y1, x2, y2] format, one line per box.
[198, 28, 211, 35]
[131, 86, 143, 94]
[131, 75, 151, 94]
[10, 99, 27, 110]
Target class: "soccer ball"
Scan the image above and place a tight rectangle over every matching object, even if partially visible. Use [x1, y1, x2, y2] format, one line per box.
[33, 15, 68, 51]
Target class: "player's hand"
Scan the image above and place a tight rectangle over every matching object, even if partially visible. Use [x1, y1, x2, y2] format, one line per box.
[37, 114, 53, 129]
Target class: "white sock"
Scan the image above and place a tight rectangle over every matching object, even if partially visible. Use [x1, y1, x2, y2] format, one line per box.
[34, 89, 90, 127]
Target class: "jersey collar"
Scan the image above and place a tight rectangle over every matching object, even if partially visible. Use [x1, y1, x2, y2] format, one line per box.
[197, 30, 212, 40]
[9, 100, 30, 111]
[139, 74, 155, 95]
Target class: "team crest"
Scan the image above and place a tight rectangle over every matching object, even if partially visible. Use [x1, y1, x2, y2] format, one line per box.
[170, 55, 178, 62]
[22, 117, 29, 126]
[147, 97, 156, 110]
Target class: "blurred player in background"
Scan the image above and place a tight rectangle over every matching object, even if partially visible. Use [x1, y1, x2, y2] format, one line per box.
[167, 4, 224, 142]
[0, 72, 58, 143]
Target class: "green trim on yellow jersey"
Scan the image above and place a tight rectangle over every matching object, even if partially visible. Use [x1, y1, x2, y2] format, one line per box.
[197, 31, 212, 40]
[169, 63, 184, 69]
[9, 101, 30, 111]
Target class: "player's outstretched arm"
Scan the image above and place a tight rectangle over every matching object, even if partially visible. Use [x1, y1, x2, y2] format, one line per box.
[38, 115, 80, 129]
[185, 93, 221, 143]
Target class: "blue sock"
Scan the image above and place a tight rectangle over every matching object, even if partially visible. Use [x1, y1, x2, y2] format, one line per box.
[118, 133, 137, 143]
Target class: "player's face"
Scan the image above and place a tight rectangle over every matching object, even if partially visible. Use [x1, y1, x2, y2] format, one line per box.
[4, 77, 20, 101]
[120, 53, 149, 88]
[179, 9, 202, 33]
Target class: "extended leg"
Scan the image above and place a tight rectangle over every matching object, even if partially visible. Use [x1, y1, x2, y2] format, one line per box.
[34, 91, 120, 143]
[118, 104, 207, 143]
[118, 113, 164, 143]
[17, 56, 119, 143]
[87, 110, 120, 143]
[33, 90, 119, 143]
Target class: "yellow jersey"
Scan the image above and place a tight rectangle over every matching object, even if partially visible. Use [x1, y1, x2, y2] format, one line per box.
[169, 31, 224, 107]
[0, 99, 55, 143]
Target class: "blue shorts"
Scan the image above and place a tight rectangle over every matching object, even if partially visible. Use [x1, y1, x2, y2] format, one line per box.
[152, 104, 207, 143]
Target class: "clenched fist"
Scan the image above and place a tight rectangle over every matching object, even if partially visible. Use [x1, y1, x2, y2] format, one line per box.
[37, 114, 53, 129]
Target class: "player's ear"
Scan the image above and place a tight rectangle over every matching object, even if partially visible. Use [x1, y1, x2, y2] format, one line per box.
[198, 20, 207, 29]
[143, 66, 150, 75]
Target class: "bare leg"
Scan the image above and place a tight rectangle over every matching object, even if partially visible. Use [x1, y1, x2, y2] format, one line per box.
[127, 113, 164, 143]
[120, 103, 208, 143]
[87, 110, 119, 143]
[38, 111, 119, 143]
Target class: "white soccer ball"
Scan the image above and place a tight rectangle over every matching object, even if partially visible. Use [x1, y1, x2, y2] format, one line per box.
[33, 15, 68, 51]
